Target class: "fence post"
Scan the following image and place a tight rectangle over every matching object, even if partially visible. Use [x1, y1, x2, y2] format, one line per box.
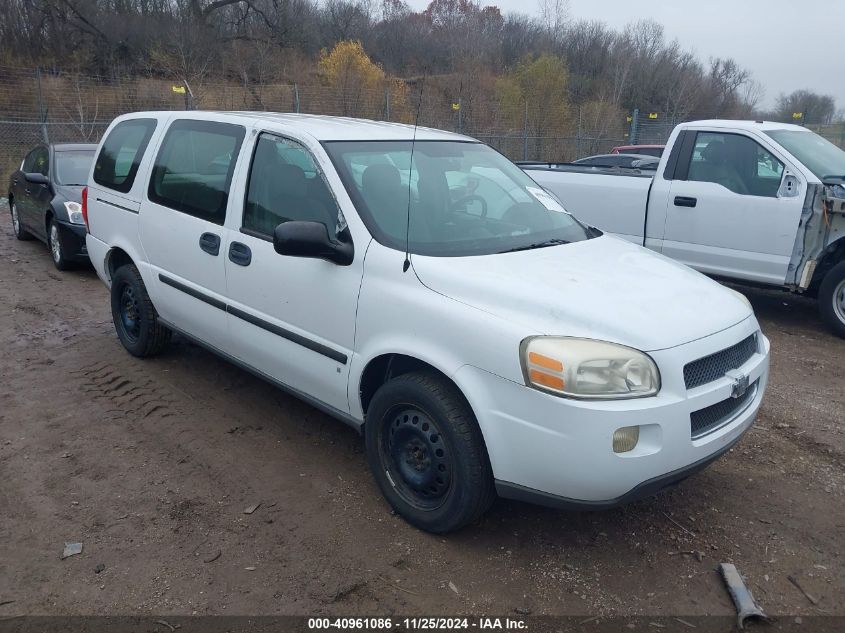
[385, 87, 390, 121]
[576, 105, 582, 158]
[183, 79, 195, 110]
[35, 67, 49, 144]
[523, 100, 529, 161]
[294, 83, 300, 113]
[456, 97, 462, 134]
[630, 108, 639, 145]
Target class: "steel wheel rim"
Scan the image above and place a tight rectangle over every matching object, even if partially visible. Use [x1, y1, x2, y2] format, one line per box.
[11, 203, 20, 233]
[50, 223, 61, 262]
[834, 278, 845, 325]
[119, 284, 141, 342]
[381, 405, 452, 510]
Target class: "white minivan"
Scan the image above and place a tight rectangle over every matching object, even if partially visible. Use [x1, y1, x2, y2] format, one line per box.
[85, 112, 770, 532]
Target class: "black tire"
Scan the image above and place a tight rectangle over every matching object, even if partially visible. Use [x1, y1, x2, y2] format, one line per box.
[10, 200, 32, 240]
[110, 264, 172, 357]
[365, 371, 495, 533]
[48, 218, 73, 271]
[818, 261, 845, 338]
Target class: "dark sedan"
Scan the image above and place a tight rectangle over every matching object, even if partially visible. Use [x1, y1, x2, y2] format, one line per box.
[8, 143, 96, 270]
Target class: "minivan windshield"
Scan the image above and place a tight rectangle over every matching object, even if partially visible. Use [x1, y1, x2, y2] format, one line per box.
[764, 129, 845, 181]
[55, 149, 95, 186]
[324, 140, 594, 256]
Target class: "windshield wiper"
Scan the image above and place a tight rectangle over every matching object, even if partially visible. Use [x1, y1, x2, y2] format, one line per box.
[499, 238, 570, 253]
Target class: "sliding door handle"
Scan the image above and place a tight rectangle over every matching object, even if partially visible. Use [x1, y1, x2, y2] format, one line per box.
[674, 196, 697, 208]
[199, 232, 221, 256]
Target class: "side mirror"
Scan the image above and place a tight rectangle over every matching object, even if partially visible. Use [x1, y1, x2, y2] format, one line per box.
[273, 221, 354, 266]
[24, 172, 49, 186]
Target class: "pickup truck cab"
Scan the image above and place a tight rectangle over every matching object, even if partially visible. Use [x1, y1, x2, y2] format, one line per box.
[85, 112, 770, 532]
[525, 120, 845, 337]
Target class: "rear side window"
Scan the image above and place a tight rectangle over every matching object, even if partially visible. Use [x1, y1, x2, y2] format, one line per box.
[148, 119, 245, 225]
[94, 119, 157, 193]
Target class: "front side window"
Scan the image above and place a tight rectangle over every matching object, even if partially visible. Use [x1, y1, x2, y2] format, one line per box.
[94, 118, 156, 193]
[687, 132, 783, 197]
[148, 119, 245, 225]
[243, 133, 343, 237]
[23, 147, 49, 176]
[324, 140, 594, 257]
[55, 150, 96, 186]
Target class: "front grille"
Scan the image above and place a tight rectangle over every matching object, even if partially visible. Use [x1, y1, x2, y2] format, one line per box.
[683, 334, 757, 390]
[690, 382, 758, 439]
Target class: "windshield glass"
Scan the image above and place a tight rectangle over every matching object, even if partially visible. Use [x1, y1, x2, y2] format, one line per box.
[764, 129, 845, 180]
[55, 150, 95, 185]
[324, 140, 594, 256]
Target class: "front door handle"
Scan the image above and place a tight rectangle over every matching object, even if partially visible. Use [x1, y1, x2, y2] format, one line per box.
[228, 241, 252, 266]
[674, 196, 697, 208]
[199, 232, 221, 256]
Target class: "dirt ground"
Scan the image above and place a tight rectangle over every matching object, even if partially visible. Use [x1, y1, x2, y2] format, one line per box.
[0, 204, 842, 618]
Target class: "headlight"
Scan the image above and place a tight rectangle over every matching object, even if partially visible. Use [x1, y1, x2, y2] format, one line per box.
[64, 201, 85, 225]
[520, 337, 660, 399]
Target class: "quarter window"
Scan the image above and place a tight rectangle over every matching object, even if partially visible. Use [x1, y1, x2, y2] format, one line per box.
[687, 132, 784, 198]
[94, 118, 156, 193]
[243, 133, 342, 237]
[148, 119, 245, 225]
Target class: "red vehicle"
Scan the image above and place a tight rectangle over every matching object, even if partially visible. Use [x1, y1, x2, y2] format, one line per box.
[610, 144, 665, 157]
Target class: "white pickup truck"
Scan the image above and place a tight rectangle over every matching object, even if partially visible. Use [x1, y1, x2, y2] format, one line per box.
[524, 120, 845, 337]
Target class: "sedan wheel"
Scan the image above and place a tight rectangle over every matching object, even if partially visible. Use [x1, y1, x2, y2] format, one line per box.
[10, 202, 32, 240]
[48, 220, 72, 270]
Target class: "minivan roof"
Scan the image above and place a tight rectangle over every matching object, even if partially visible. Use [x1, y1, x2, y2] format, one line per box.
[119, 111, 475, 143]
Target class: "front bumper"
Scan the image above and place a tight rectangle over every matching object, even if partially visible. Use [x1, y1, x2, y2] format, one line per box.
[456, 317, 769, 505]
[56, 220, 89, 261]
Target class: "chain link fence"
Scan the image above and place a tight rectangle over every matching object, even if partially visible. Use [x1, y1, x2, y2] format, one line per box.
[2, 66, 843, 179]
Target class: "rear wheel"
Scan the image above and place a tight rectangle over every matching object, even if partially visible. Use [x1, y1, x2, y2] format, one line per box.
[10, 201, 32, 240]
[819, 261, 845, 338]
[365, 371, 494, 533]
[48, 219, 72, 271]
[110, 264, 171, 357]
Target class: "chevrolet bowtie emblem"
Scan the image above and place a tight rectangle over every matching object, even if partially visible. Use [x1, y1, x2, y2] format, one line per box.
[725, 369, 750, 399]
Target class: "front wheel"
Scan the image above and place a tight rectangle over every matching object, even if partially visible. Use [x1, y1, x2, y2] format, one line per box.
[819, 261, 845, 338]
[49, 219, 72, 270]
[110, 264, 172, 357]
[365, 371, 495, 533]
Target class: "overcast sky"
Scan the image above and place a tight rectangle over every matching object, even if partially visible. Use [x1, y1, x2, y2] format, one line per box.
[405, 0, 843, 110]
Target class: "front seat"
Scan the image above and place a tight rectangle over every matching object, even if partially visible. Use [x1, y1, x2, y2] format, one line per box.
[361, 164, 407, 239]
[692, 140, 749, 195]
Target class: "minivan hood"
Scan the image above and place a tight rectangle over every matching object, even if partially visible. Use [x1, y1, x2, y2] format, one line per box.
[411, 235, 751, 351]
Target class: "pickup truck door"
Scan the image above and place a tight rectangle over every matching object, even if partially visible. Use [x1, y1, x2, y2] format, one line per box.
[222, 131, 364, 415]
[139, 118, 247, 353]
[661, 130, 805, 285]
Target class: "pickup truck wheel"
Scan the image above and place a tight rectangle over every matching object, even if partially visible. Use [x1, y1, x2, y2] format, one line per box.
[365, 371, 495, 533]
[110, 264, 172, 357]
[819, 261, 845, 338]
[10, 201, 32, 240]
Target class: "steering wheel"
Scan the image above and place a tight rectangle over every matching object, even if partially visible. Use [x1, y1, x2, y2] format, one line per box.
[451, 194, 488, 218]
